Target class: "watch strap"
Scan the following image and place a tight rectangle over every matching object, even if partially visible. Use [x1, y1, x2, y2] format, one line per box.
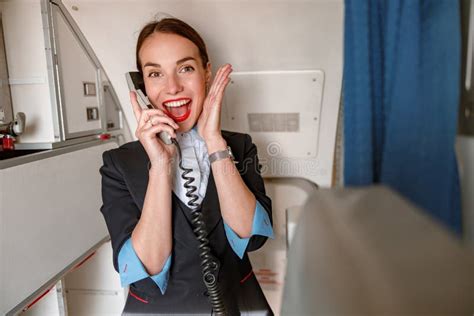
[209, 146, 233, 163]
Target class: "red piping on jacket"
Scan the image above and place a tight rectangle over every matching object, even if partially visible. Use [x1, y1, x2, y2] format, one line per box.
[129, 289, 149, 304]
[240, 270, 254, 283]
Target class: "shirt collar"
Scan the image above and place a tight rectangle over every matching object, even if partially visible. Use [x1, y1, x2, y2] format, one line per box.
[176, 125, 204, 146]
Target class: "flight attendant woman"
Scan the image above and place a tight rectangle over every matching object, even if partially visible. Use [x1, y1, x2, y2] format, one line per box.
[99, 18, 274, 315]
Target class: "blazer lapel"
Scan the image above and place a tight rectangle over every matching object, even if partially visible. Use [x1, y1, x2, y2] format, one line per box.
[200, 169, 223, 234]
[118, 142, 222, 235]
[115, 143, 149, 210]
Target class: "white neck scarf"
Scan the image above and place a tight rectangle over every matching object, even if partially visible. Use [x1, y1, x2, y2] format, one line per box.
[171, 128, 210, 207]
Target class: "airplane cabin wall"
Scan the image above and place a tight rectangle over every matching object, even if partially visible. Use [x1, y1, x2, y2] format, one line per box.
[62, 0, 344, 187]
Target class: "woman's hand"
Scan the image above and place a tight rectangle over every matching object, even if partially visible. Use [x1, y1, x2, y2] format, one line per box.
[197, 64, 233, 149]
[130, 91, 178, 169]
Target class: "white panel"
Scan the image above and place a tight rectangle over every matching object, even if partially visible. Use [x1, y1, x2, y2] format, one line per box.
[0, 15, 13, 125]
[62, 0, 344, 187]
[282, 187, 474, 314]
[457, 135, 474, 250]
[65, 241, 125, 316]
[8, 77, 46, 85]
[53, 5, 101, 135]
[102, 72, 122, 131]
[0, 0, 56, 143]
[248, 178, 317, 315]
[223, 70, 323, 160]
[0, 142, 116, 314]
[21, 285, 61, 316]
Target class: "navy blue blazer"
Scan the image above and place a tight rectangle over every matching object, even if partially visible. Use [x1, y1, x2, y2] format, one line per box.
[99, 130, 273, 315]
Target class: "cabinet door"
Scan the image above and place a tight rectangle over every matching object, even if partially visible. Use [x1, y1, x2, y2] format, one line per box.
[0, 15, 13, 125]
[100, 70, 122, 131]
[52, 5, 102, 138]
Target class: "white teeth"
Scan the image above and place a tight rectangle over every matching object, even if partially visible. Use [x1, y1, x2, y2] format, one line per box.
[163, 99, 190, 107]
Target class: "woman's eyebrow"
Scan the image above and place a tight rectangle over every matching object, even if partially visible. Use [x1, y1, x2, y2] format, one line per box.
[143, 62, 160, 68]
[143, 57, 195, 68]
[176, 57, 196, 65]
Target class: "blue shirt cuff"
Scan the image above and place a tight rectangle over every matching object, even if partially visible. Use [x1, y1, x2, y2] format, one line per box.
[224, 200, 274, 259]
[118, 238, 171, 294]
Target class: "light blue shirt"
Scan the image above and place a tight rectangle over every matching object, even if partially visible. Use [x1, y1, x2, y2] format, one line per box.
[223, 201, 274, 259]
[118, 239, 171, 294]
[118, 128, 273, 293]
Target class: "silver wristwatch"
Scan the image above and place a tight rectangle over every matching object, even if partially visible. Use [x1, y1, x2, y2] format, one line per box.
[209, 146, 235, 163]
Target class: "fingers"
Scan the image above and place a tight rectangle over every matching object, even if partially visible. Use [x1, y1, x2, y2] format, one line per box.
[130, 91, 178, 128]
[130, 91, 142, 122]
[133, 102, 178, 143]
[142, 123, 177, 140]
[204, 64, 232, 114]
[137, 119, 177, 141]
[208, 64, 232, 98]
[137, 113, 178, 140]
[138, 108, 163, 127]
[214, 76, 231, 106]
[148, 113, 179, 130]
[137, 107, 178, 132]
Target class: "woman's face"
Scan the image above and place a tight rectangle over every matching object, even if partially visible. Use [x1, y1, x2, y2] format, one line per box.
[140, 32, 210, 132]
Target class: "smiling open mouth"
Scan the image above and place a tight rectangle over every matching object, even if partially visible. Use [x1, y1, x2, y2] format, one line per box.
[162, 98, 192, 122]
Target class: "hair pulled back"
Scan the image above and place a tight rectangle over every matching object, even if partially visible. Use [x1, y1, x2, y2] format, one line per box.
[136, 18, 209, 73]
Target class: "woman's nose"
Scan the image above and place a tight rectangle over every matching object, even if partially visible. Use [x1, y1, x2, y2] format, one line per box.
[166, 74, 183, 95]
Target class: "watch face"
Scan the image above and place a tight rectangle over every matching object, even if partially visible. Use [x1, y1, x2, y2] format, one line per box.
[227, 146, 235, 160]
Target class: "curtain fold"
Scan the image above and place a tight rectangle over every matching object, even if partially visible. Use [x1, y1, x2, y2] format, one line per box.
[344, 0, 462, 233]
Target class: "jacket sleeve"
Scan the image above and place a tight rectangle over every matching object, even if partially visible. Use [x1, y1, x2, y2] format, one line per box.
[238, 134, 273, 252]
[223, 200, 274, 258]
[118, 237, 172, 294]
[99, 149, 141, 272]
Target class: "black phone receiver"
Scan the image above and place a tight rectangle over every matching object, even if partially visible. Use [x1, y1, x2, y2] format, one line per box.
[125, 72, 173, 145]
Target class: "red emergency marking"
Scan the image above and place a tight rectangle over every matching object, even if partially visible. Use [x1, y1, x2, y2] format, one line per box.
[129, 289, 149, 303]
[99, 133, 111, 140]
[2, 135, 14, 150]
[240, 270, 253, 283]
[23, 287, 53, 311]
[73, 251, 96, 270]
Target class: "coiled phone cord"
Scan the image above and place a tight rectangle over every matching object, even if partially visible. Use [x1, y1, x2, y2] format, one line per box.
[172, 138, 227, 315]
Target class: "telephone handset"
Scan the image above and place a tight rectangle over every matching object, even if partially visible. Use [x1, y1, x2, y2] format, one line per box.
[125, 72, 173, 145]
[125, 72, 227, 314]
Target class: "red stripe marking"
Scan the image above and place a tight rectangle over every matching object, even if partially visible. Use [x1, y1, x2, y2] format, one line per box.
[240, 270, 254, 283]
[23, 286, 53, 311]
[73, 251, 96, 270]
[129, 289, 149, 304]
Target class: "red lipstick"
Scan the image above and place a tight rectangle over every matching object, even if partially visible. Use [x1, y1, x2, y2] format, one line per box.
[162, 98, 192, 123]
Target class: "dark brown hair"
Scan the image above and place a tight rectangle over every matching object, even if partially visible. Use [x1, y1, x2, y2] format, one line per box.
[136, 18, 209, 73]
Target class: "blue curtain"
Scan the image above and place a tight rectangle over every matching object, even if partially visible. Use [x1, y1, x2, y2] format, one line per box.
[343, 0, 462, 233]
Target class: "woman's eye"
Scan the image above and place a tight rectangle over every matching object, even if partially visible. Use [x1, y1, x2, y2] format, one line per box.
[148, 71, 163, 78]
[179, 66, 194, 73]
